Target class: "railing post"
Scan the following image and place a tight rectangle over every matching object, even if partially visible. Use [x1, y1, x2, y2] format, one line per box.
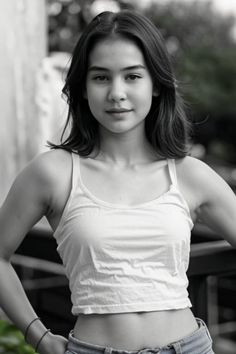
[189, 275, 209, 323]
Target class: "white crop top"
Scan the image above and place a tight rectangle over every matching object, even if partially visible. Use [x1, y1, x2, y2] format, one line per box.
[53, 153, 194, 315]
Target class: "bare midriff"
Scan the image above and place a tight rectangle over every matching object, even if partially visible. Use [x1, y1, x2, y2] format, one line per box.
[73, 308, 198, 350]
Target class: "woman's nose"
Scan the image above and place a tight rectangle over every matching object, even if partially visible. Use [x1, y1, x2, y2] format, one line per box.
[107, 79, 127, 102]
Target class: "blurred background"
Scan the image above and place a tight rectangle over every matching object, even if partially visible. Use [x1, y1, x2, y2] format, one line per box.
[0, 1, 236, 353]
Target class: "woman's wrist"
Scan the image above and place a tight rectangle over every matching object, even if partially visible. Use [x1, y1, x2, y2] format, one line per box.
[35, 329, 51, 352]
[23, 318, 50, 350]
[35, 331, 55, 354]
[24, 317, 41, 343]
[23, 319, 67, 354]
[35, 332, 68, 354]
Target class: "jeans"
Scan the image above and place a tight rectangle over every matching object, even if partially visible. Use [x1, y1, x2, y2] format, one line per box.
[65, 318, 215, 354]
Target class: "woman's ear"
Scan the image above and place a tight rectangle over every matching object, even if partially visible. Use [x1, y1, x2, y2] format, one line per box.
[153, 89, 159, 97]
[153, 84, 160, 97]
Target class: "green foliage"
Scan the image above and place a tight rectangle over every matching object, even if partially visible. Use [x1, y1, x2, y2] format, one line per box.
[144, 0, 236, 116]
[144, 0, 236, 161]
[145, 1, 236, 50]
[0, 320, 36, 354]
[180, 47, 236, 120]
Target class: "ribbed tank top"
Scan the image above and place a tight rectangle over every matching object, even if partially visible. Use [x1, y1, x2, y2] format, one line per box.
[53, 153, 194, 315]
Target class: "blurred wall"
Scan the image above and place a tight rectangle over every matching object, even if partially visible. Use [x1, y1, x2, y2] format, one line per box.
[0, 0, 47, 203]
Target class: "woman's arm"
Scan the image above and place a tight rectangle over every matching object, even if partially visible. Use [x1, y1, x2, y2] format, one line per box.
[0, 152, 68, 354]
[179, 156, 236, 247]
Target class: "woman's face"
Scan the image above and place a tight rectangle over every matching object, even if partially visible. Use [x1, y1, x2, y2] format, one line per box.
[85, 37, 157, 136]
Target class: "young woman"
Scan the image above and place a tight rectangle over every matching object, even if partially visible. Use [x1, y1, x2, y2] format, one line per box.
[0, 10, 236, 354]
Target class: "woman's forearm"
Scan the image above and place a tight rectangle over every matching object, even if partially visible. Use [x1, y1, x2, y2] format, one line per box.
[0, 257, 49, 349]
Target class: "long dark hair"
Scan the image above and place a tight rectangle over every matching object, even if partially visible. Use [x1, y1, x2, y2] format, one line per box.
[48, 10, 192, 158]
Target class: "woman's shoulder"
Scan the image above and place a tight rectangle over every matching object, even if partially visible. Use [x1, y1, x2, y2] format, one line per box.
[175, 155, 218, 183]
[25, 149, 72, 189]
[175, 155, 227, 202]
[31, 148, 72, 170]
[176, 155, 208, 172]
[168, 156, 218, 215]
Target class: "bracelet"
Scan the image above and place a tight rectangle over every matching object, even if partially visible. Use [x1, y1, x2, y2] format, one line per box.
[35, 329, 51, 352]
[24, 317, 41, 343]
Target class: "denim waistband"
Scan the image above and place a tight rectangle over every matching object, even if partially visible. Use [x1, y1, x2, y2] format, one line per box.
[66, 318, 213, 354]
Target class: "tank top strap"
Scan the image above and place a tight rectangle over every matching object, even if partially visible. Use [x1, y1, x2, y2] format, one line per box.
[167, 159, 178, 186]
[71, 152, 82, 191]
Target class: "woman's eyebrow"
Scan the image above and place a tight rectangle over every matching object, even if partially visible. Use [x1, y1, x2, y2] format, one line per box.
[88, 65, 146, 72]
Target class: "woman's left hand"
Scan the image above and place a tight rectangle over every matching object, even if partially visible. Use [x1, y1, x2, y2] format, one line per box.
[37, 332, 68, 354]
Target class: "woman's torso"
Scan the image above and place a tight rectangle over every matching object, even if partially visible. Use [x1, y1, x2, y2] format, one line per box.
[73, 309, 198, 350]
[45, 149, 200, 350]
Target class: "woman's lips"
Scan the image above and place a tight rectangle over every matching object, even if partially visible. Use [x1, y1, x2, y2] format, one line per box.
[105, 109, 133, 119]
[106, 108, 133, 113]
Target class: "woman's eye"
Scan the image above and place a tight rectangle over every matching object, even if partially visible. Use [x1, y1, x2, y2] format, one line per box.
[126, 74, 141, 81]
[92, 75, 109, 81]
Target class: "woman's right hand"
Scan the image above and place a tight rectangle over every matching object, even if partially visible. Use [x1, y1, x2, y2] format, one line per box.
[37, 332, 68, 354]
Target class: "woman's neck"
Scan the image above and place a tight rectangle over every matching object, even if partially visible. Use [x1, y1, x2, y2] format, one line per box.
[95, 128, 159, 166]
